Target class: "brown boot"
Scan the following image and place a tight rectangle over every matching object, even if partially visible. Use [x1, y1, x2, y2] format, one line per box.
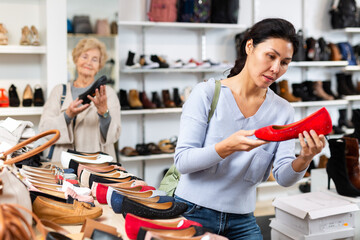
[313, 81, 334, 100]
[162, 90, 175, 108]
[128, 89, 143, 109]
[344, 137, 360, 190]
[140, 91, 156, 109]
[317, 155, 328, 168]
[279, 80, 301, 102]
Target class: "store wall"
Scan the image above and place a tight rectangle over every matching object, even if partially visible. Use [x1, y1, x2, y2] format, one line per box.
[66, 0, 360, 187]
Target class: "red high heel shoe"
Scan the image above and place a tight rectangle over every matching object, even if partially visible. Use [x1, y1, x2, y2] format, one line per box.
[255, 107, 332, 141]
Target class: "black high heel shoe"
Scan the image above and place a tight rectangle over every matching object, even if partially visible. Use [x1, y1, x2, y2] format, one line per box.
[327, 138, 360, 197]
[8, 84, 20, 107]
[78, 75, 109, 104]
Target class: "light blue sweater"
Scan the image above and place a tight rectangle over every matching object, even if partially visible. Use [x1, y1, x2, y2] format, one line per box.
[174, 78, 307, 214]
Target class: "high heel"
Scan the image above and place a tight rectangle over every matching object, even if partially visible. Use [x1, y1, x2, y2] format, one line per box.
[22, 84, 33, 107]
[20, 26, 31, 45]
[327, 138, 360, 197]
[30, 25, 40, 46]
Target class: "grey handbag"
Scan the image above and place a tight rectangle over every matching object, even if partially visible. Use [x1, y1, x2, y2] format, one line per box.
[73, 15, 92, 34]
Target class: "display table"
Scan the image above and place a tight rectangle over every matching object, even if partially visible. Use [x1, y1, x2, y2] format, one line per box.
[63, 200, 129, 240]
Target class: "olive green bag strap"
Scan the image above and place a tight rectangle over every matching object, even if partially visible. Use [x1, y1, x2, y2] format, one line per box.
[159, 80, 221, 196]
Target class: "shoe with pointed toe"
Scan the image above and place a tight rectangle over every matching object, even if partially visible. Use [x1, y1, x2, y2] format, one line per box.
[8, 84, 20, 107]
[255, 107, 332, 141]
[121, 196, 187, 219]
[125, 213, 202, 240]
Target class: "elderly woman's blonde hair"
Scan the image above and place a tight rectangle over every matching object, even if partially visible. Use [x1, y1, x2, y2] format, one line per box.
[72, 37, 108, 69]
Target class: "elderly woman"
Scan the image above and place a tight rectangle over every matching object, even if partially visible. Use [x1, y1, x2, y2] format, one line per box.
[39, 37, 121, 162]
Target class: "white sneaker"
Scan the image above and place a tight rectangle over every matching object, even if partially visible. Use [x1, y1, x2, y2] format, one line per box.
[61, 151, 113, 169]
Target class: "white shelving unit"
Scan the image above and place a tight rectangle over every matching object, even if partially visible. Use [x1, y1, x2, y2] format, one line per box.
[121, 68, 231, 74]
[0, 107, 43, 117]
[118, 21, 247, 30]
[0, 45, 47, 54]
[0, 1, 66, 123]
[289, 61, 348, 67]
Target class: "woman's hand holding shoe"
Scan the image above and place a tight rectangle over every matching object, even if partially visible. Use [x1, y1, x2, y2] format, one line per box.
[292, 130, 326, 172]
[215, 130, 268, 159]
[65, 98, 90, 119]
[88, 85, 108, 116]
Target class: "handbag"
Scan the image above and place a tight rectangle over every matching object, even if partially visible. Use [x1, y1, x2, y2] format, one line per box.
[95, 19, 111, 36]
[0, 203, 47, 240]
[158, 80, 221, 196]
[211, 0, 239, 23]
[178, 0, 211, 23]
[0, 129, 60, 224]
[329, 0, 358, 29]
[73, 15, 92, 34]
[148, 0, 178, 22]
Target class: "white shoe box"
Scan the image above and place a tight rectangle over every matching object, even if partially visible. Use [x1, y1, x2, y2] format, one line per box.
[270, 219, 354, 240]
[272, 191, 359, 235]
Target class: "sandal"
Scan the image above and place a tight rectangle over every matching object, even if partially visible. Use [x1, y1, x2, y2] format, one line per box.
[158, 139, 175, 153]
[120, 147, 138, 156]
[146, 142, 162, 154]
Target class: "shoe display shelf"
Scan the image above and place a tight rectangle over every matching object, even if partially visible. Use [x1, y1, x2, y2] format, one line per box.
[0, 1, 66, 119]
[117, 20, 247, 183]
[0, 107, 43, 117]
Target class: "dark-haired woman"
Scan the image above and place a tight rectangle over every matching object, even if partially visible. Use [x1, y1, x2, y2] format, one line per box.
[174, 18, 326, 239]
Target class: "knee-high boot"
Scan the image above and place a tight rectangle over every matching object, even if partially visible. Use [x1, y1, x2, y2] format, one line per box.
[343, 137, 360, 190]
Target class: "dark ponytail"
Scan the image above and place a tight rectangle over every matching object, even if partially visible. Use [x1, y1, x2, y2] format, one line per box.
[228, 18, 299, 78]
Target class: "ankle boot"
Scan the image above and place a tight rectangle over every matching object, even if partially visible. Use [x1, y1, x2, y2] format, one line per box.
[343, 137, 360, 190]
[0, 88, 9, 107]
[118, 89, 130, 110]
[322, 80, 338, 99]
[22, 84, 33, 107]
[128, 90, 143, 109]
[292, 83, 316, 101]
[304, 81, 322, 101]
[327, 138, 360, 197]
[345, 73, 360, 95]
[173, 88, 183, 107]
[312, 81, 334, 100]
[162, 90, 175, 108]
[278, 80, 301, 102]
[8, 84, 20, 107]
[151, 92, 163, 108]
[337, 73, 355, 96]
[338, 109, 354, 129]
[140, 91, 156, 109]
[33, 85, 44, 106]
[125, 51, 140, 69]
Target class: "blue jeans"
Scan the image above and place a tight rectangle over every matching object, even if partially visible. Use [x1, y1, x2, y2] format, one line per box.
[175, 195, 263, 240]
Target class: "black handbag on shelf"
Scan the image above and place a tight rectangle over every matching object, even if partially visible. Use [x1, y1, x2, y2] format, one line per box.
[210, 0, 239, 24]
[329, 0, 358, 29]
[73, 15, 93, 34]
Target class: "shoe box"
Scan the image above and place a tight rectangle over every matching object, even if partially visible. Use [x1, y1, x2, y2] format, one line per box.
[270, 191, 358, 239]
[270, 219, 354, 240]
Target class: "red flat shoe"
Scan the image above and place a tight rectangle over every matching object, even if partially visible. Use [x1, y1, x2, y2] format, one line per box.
[125, 213, 202, 240]
[255, 107, 332, 141]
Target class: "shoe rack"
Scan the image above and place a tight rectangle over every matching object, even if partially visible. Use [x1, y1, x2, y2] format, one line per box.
[0, 0, 67, 123]
[117, 20, 247, 184]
